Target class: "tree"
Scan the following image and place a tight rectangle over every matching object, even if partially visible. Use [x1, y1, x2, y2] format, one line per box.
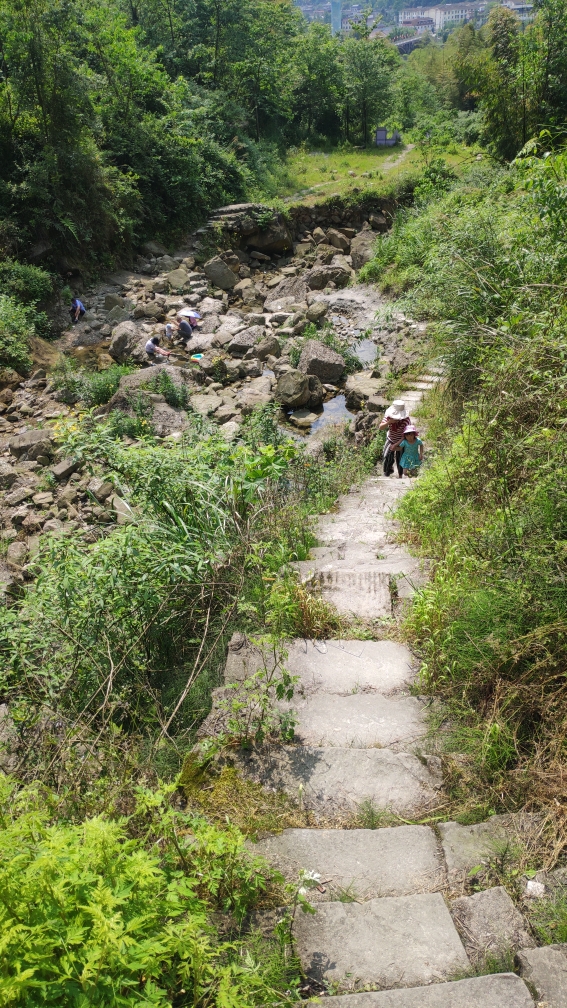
[339, 37, 399, 145]
[292, 23, 342, 140]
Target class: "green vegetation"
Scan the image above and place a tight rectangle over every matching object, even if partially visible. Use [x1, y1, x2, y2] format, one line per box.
[0, 777, 301, 1007]
[362, 140, 567, 827]
[52, 360, 137, 405]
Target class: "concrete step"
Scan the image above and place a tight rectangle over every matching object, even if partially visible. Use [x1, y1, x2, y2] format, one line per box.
[252, 825, 445, 900]
[284, 638, 416, 695]
[289, 691, 426, 749]
[518, 944, 567, 1006]
[223, 636, 416, 694]
[319, 974, 534, 1007]
[294, 891, 470, 990]
[235, 744, 443, 817]
[315, 569, 392, 619]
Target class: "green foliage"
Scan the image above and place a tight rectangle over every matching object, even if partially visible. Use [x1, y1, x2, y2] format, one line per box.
[374, 143, 567, 809]
[0, 260, 52, 304]
[528, 892, 567, 944]
[0, 777, 296, 1007]
[143, 371, 190, 409]
[52, 361, 136, 406]
[0, 295, 34, 374]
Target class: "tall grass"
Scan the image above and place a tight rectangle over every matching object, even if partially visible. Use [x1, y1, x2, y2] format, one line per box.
[361, 155, 567, 845]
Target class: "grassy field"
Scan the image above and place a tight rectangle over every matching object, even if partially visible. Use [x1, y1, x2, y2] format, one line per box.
[277, 142, 482, 207]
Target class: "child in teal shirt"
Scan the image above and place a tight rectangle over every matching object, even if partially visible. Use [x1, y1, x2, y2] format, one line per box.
[399, 425, 424, 477]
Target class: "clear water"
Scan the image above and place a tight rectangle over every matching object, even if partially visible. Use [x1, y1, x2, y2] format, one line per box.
[309, 394, 354, 434]
[355, 338, 378, 365]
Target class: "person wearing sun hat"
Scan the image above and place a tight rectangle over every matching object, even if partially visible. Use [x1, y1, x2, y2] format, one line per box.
[399, 424, 424, 477]
[379, 399, 411, 478]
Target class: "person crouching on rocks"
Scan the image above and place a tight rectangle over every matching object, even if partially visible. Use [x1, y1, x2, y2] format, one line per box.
[379, 399, 411, 478]
[145, 336, 171, 365]
[399, 425, 424, 477]
[176, 311, 200, 348]
[69, 296, 86, 325]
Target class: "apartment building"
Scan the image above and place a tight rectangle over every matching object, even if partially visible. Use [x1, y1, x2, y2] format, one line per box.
[399, 0, 532, 29]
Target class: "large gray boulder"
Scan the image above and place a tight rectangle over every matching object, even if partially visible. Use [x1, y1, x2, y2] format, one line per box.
[326, 228, 350, 251]
[100, 365, 194, 413]
[305, 264, 351, 290]
[203, 256, 238, 290]
[9, 428, 54, 461]
[254, 335, 281, 361]
[0, 462, 18, 490]
[227, 325, 265, 358]
[351, 229, 377, 270]
[298, 339, 344, 383]
[275, 368, 311, 409]
[108, 322, 146, 364]
[235, 376, 274, 414]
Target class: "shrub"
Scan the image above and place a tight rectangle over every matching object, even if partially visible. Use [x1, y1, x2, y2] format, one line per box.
[0, 295, 34, 374]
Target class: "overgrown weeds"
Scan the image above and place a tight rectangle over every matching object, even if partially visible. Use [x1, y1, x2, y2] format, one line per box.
[363, 151, 567, 861]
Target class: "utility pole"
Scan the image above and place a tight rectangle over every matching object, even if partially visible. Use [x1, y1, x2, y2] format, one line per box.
[331, 0, 342, 35]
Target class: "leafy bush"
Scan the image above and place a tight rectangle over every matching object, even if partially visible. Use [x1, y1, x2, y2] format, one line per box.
[0, 778, 293, 1008]
[0, 260, 53, 304]
[52, 361, 136, 406]
[143, 371, 190, 409]
[0, 295, 34, 374]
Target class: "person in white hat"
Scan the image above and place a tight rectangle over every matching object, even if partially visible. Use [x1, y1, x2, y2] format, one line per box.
[379, 399, 411, 478]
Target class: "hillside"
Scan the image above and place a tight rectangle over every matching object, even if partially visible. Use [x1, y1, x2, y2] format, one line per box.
[2, 1, 567, 1005]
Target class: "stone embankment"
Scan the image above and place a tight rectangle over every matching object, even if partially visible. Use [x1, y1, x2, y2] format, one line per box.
[199, 373, 565, 1007]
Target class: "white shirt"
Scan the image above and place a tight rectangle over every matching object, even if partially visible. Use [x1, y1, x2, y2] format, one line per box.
[145, 339, 156, 353]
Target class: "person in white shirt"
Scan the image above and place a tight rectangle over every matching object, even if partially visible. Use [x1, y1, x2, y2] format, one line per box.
[145, 336, 171, 365]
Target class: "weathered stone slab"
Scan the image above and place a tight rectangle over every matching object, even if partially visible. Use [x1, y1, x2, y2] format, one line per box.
[517, 943, 567, 1006]
[294, 892, 469, 989]
[290, 691, 426, 749]
[251, 825, 444, 900]
[450, 886, 535, 964]
[322, 974, 534, 1007]
[235, 745, 443, 817]
[223, 637, 415, 694]
[315, 569, 391, 619]
[438, 814, 540, 884]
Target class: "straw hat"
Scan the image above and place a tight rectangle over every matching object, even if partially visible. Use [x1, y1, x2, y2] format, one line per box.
[385, 400, 408, 419]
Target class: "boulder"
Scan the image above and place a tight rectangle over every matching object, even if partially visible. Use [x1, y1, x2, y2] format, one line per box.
[199, 297, 226, 316]
[305, 265, 351, 290]
[225, 359, 244, 380]
[101, 365, 194, 412]
[104, 294, 132, 311]
[266, 276, 309, 303]
[351, 230, 377, 270]
[227, 326, 265, 358]
[190, 393, 222, 417]
[298, 339, 345, 384]
[203, 257, 238, 290]
[275, 368, 311, 409]
[0, 368, 23, 390]
[9, 428, 54, 461]
[197, 354, 227, 379]
[50, 457, 82, 481]
[307, 374, 325, 410]
[345, 372, 386, 409]
[166, 268, 190, 290]
[199, 315, 221, 334]
[312, 227, 326, 244]
[87, 478, 114, 502]
[0, 462, 18, 490]
[240, 358, 263, 378]
[306, 301, 328, 324]
[220, 420, 241, 440]
[235, 376, 274, 414]
[142, 240, 167, 256]
[254, 336, 281, 361]
[106, 306, 130, 324]
[157, 255, 178, 271]
[326, 228, 350, 251]
[109, 494, 135, 524]
[370, 212, 388, 231]
[108, 322, 144, 363]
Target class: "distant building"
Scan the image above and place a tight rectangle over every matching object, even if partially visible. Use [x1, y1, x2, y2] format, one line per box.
[400, 15, 435, 32]
[397, 1, 532, 29]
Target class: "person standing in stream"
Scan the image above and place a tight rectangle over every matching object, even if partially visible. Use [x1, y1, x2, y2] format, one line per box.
[379, 399, 411, 478]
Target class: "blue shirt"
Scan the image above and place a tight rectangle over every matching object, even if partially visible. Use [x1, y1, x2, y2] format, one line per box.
[71, 299, 85, 311]
[399, 437, 423, 469]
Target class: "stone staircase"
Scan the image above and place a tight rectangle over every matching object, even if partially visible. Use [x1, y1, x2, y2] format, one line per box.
[201, 371, 562, 1006]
